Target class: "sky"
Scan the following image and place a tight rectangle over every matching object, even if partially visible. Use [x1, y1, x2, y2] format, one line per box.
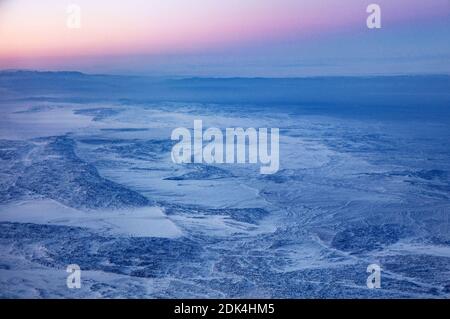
[0, 0, 449, 76]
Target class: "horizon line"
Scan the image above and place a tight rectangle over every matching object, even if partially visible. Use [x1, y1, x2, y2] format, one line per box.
[2, 69, 450, 80]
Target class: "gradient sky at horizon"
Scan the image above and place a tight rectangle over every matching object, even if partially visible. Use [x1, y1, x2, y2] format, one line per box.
[0, 0, 449, 76]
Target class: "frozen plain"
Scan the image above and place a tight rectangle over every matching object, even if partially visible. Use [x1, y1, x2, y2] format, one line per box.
[0, 71, 449, 298]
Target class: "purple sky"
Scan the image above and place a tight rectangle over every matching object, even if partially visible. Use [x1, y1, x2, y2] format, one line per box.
[0, 0, 449, 76]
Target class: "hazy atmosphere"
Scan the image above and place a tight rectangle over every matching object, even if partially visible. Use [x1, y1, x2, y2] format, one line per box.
[0, 0, 449, 76]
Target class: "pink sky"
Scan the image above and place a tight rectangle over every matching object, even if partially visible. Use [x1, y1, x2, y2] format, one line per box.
[0, 0, 448, 74]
